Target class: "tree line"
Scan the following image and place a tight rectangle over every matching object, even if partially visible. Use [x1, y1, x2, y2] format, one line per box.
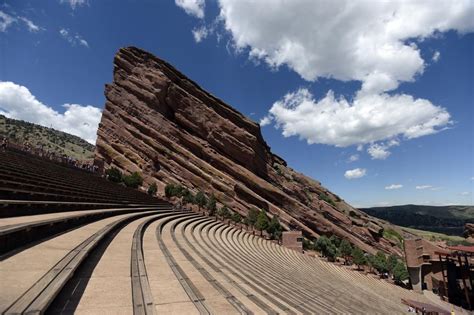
[308, 235, 409, 283]
[165, 183, 283, 240]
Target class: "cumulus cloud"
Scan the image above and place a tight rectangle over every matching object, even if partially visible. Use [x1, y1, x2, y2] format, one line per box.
[348, 154, 359, 162]
[344, 168, 366, 179]
[184, 1, 473, 157]
[432, 51, 441, 62]
[216, 0, 473, 92]
[385, 184, 403, 190]
[60, 0, 87, 9]
[416, 185, 433, 190]
[192, 26, 209, 43]
[264, 88, 451, 147]
[0, 81, 101, 144]
[175, 0, 205, 19]
[367, 140, 399, 160]
[59, 28, 89, 47]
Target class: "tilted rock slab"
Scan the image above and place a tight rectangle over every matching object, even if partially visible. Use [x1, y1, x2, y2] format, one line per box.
[95, 47, 401, 255]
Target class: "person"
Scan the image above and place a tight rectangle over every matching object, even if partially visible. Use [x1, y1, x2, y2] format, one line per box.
[1, 137, 8, 150]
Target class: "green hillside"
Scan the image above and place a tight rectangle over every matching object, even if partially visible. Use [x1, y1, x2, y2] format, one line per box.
[361, 204, 474, 236]
[0, 115, 95, 161]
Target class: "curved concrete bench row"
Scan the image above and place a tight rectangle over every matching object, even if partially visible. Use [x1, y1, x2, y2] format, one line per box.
[0, 207, 183, 314]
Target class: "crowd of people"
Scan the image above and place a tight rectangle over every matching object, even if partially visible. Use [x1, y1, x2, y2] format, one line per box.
[1, 136, 99, 173]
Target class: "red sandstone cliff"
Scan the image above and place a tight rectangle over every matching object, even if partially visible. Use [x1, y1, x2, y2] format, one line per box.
[95, 47, 401, 255]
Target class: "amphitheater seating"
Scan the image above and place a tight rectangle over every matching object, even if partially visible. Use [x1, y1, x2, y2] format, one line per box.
[0, 149, 460, 314]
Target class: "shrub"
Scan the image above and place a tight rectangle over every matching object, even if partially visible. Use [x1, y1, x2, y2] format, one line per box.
[105, 167, 122, 183]
[372, 251, 388, 274]
[339, 239, 353, 263]
[315, 235, 337, 260]
[387, 254, 399, 274]
[383, 228, 403, 244]
[392, 261, 409, 283]
[172, 184, 185, 197]
[182, 189, 194, 204]
[329, 235, 341, 248]
[244, 207, 259, 227]
[255, 210, 270, 235]
[231, 212, 242, 225]
[165, 183, 174, 198]
[319, 192, 336, 207]
[122, 172, 143, 188]
[147, 183, 157, 196]
[218, 205, 231, 220]
[207, 194, 217, 216]
[195, 191, 207, 210]
[352, 247, 366, 269]
[266, 215, 283, 240]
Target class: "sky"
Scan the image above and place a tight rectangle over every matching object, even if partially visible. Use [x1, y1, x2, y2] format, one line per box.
[0, 0, 473, 207]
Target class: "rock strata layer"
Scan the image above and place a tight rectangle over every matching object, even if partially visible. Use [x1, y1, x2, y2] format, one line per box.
[95, 47, 401, 255]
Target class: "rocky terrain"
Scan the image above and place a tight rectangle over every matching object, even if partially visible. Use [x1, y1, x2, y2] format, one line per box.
[95, 46, 402, 255]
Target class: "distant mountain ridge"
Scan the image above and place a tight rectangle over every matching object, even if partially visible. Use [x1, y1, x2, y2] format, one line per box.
[360, 204, 474, 236]
[0, 114, 95, 160]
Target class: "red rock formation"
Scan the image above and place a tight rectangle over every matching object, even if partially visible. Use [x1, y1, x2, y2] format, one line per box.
[95, 47, 401, 255]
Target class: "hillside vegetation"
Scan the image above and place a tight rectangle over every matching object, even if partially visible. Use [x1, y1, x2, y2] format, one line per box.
[0, 115, 95, 160]
[361, 204, 474, 236]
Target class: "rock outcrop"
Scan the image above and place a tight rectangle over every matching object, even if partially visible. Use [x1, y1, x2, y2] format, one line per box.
[95, 47, 401, 255]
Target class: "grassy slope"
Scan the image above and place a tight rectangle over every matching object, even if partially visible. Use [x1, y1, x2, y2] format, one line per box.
[401, 226, 472, 245]
[0, 115, 95, 160]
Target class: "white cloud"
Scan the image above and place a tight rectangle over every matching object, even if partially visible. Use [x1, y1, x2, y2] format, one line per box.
[203, 1, 472, 157]
[0, 81, 101, 144]
[416, 185, 433, 190]
[0, 10, 15, 32]
[348, 154, 359, 162]
[367, 140, 399, 160]
[471, 177, 474, 180]
[60, 0, 87, 9]
[59, 28, 89, 47]
[460, 191, 471, 196]
[192, 26, 209, 43]
[344, 168, 367, 179]
[385, 184, 403, 190]
[175, 0, 205, 19]
[432, 51, 441, 62]
[259, 115, 272, 127]
[0, 11, 41, 33]
[216, 0, 474, 92]
[264, 88, 451, 147]
[19, 17, 40, 32]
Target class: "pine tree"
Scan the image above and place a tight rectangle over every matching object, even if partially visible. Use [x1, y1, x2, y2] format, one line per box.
[207, 194, 217, 216]
[266, 215, 283, 240]
[147, 183, 157, 196]
[373, 251, 388, 274]
[182, 189, 194, 205]
[244, 207, 259, 228]
[387, 254, 399, 274]
[255, 210, 269, 236]
[165, 183, 174, 198]
[339, 239, 353, 264]
[392, 261, 409, 283]
[352, 247, 366, 270]
[231, 212, 242, 226]
[195, 191, 207, 211]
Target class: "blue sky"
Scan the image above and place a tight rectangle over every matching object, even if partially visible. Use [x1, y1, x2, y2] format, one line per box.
[0, 0, 473, 207]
